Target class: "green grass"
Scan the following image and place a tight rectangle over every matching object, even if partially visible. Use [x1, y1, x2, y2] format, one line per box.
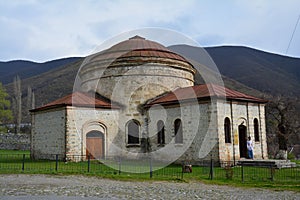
[293, 160, 300, 165]
[182, 165, 300, 191]
[0, 150, 299, 192]
[0, 150, 30, 155]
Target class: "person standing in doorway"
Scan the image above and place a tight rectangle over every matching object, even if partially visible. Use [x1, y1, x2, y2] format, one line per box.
[247, 136, 254, 159]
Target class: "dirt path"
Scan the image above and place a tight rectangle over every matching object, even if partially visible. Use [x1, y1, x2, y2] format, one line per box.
[0, 174, 299, 199]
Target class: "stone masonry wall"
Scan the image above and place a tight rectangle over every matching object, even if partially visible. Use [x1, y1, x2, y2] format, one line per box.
[217, 100, 268, 162]
[81, 64, 194, 112]
[0, 133, 30, 150]
[147, 101, 220, 163]
[65, 106, 120, 160]
[31, 108, 66, 160]
[147, 99, 268, 164]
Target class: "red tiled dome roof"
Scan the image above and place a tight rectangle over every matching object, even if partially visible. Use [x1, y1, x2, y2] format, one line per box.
[109, 35, 169, 52]
[88, 35, 191, 65]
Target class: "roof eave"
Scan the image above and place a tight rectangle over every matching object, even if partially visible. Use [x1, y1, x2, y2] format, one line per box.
[144, 95, 267, 108]
[30, 103, 119, 113]
[226, 97, 268, 104]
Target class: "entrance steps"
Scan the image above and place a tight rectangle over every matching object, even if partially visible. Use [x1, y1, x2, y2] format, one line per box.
[237, 159, 297, 169]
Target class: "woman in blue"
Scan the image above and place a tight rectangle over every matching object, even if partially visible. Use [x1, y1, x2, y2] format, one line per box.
[247, 136, 254, 159]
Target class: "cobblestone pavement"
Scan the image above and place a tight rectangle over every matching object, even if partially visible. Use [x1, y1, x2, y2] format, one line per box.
[0, 174, 299, 200]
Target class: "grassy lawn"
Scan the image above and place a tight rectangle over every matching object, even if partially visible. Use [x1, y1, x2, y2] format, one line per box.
[0, 150, 299, 192]
[0, 149, 30, 155]
[183, 165, 300, 192]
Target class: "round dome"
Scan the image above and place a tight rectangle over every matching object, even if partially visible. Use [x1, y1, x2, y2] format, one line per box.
[79, 36, 196, 108]
[87, 35, 192, 66]
[110, 35, 170, 52]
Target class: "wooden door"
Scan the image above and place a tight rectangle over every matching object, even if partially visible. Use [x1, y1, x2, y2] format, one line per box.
[86, 131, 104, 159]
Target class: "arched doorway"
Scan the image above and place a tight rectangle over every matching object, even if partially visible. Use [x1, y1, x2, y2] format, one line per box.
[86, 131, 104, 159]
[238, 125, 247, 158]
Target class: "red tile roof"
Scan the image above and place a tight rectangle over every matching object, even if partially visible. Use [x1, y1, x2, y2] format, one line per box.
[89, 35, 190, 64]
[31, 84, 266, 112]
[31, 92, 120, 112]
[146, 84, 267, 107]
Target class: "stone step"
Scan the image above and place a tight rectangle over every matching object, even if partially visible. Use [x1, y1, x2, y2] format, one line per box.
[236, 159, 297, 169]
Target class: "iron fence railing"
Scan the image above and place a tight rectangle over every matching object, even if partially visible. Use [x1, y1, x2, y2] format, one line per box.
[194, 160, 300, 182]
[0, 153, 299, 182]
[0, 154, 182, 179]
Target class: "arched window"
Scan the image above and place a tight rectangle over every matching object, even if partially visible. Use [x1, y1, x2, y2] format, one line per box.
[224, 117, 231, 143]
[254, 118, 259, 142]
[174, 119, 183, 144]
[157, 120, 165, 145]
[127, 120, 140, 145]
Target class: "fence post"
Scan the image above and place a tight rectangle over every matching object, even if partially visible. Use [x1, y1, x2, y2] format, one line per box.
[149, 157, 153, 178]
[118, 156, 121, 175]
[22, 154, 25, 171]
[55, 154, 58, 172]
[209, 158, 214, 180]
[181, 164, 184, 180]
[241, 162, 244, 183]
[87, 154, 90, 173]
[270, 164, 274, 181]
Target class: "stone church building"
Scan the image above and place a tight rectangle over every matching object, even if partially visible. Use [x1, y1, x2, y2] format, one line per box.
[30, 36, 268, 164]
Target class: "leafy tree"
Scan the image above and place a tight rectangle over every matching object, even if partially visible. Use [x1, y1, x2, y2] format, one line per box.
[0, 82, 13, 131]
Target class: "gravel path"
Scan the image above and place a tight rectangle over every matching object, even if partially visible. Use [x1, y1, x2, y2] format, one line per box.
[0, 174, 299, 200]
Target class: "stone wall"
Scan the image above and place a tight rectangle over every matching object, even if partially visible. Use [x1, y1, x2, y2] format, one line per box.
[147, 100, 219, 163]
[146, 99, 268, 164]
[216, 100, 268, 162]
[0, 133, 30, 150]
[81, 64, 194, 113]
[30, 99, 268, 163]
[65, 106, 120, 160]
[31, 107, 66, 160]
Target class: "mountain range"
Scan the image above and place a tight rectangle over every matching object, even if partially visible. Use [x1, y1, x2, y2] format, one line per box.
[1, 45, 300, 123]
[169, 45, 300, 97]
[0, 57, 81, 84]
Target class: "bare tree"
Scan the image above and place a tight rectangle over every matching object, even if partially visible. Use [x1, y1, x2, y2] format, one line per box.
[27, 86, 32, 111]
[266, 96, 300, 158]
[12, 75, 22, 133]
[32, 90, 35, 109]
[26, 85, 35, 114]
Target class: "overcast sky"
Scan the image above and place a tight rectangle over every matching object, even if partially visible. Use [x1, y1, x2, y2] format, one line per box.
[1, 0, 300, 62]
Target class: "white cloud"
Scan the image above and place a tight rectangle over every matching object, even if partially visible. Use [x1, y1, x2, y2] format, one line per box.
[0, 0, 299, 61]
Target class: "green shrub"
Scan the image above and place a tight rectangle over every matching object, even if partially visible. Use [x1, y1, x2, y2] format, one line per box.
[0, 126, 8, 133]
[287, 152, 295, 160]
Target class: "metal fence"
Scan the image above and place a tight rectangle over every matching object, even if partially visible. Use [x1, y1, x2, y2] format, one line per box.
[0, 154, 299, 183]
[195, 160, 300, 183]
[0, 153, 183, 179]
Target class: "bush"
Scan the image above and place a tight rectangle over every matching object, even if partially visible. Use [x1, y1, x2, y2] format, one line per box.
[287, 152, 295, 160]
[0, 126, 8, 133]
